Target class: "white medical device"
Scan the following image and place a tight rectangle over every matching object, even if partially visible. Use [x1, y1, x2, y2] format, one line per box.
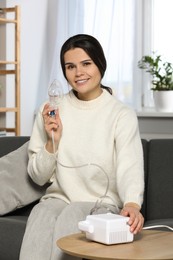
[78, 213, 134, 245]
[48, 79, 64, 117]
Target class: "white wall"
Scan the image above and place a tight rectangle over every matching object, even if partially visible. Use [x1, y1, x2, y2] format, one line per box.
[1, 0, 58, 136]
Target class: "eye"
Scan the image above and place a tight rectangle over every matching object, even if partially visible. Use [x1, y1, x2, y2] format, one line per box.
[83, 61, 92, 66]
[65, 64, 75, 70]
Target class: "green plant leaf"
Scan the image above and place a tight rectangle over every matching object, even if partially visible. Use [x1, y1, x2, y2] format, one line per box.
[138, 53, 173, 90]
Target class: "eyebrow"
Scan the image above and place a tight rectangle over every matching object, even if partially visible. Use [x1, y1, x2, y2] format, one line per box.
[65, 59, 92, 66]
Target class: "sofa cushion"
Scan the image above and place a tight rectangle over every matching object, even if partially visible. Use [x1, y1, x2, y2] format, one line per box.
[146, 139, 173, 221]
[0, 141, 46, 216]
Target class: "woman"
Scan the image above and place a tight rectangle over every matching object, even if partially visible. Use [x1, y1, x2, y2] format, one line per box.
[20, 34, 144, 260]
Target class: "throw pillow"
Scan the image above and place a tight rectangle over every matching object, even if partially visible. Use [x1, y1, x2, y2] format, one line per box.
[0, 141, 46, 215]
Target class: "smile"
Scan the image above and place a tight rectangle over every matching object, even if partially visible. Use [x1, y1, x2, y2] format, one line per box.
[75, 79, 89, 84]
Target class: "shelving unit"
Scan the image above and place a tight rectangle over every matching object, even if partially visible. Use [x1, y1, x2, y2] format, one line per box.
[0, 6, 20, 135]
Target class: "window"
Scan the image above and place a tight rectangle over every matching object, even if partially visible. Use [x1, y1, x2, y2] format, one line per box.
[142, 0, 173, 108]
[51, 0, 173, 110]
[153, 0, 173, 63]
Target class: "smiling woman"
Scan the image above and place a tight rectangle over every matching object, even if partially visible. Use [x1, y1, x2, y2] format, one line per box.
[19, 33, 144, 260]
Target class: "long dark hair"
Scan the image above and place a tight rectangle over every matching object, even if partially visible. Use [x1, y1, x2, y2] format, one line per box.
[60, 34, 112, 95]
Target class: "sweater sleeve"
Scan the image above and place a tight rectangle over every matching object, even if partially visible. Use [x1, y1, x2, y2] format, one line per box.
[115, 107, 144, 208]
[27, 104, 57, 186]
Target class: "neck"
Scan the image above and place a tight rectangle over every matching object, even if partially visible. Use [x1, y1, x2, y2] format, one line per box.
[76, 88, 103, 101]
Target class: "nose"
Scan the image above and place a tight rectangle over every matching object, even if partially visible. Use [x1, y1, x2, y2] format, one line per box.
[75, 65, 84, 76]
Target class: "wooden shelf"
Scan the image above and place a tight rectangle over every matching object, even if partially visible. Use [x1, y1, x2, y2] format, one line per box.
[0, 127, 15, 133]
[0, 61, 18, 64]
[0, 70, 16, 75]
[0, 107, 18, 112]
[0, 5, 20, 136]
[0, 18, 17, 24]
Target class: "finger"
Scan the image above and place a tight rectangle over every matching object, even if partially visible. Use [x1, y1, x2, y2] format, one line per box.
[129, 216, 139, 233]
[130, 214, 144, 234]
[128, 212, 136, 226]
[120, 208, 129, 216]
[133, 219, 143, 234]
[42, 104, 51, 122]
[45, 120, 59, 132]
[42, 103, 50, 114]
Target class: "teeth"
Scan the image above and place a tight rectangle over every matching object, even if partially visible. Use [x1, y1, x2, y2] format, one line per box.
[77, 79, 87, 83]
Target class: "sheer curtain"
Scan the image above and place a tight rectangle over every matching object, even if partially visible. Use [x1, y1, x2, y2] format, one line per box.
[83, 0, 142, 108]
[48, 0, 85, 95]
[48, 0, 143, 108]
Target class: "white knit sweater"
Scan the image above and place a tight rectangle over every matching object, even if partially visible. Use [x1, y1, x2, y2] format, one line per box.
[28, 89, 144, 209]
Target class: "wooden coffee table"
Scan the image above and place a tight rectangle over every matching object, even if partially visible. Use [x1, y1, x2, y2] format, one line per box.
[57, 230, 173, 260]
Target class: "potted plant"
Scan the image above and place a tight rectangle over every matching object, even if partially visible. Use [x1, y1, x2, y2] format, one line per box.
[138, 53, 173, 112]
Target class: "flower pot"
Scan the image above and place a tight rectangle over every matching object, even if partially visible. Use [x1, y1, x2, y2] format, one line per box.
[153, 90, 173, 112]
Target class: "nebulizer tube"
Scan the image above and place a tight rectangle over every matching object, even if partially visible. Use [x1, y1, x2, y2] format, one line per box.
[57, 159, 119, 215]
[48, 80, 118, 215]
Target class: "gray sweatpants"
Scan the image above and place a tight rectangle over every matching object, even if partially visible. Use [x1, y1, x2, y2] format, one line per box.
[19, 198, 95, 260]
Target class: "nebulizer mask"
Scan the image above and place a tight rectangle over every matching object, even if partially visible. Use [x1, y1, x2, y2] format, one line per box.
[48, 79, 64, 117]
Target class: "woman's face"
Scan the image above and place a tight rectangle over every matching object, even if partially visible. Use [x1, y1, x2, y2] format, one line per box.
[64, 48, 102, 100]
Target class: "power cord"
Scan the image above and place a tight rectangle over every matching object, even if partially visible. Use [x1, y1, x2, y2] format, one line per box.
[143, 225, 173, 231]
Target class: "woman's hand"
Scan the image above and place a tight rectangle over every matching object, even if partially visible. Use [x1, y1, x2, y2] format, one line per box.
[42, 103, 63, 153]
[120, 203, 144, 234]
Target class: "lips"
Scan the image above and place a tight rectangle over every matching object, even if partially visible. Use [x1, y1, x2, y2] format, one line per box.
[75, 79, 88, 84]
